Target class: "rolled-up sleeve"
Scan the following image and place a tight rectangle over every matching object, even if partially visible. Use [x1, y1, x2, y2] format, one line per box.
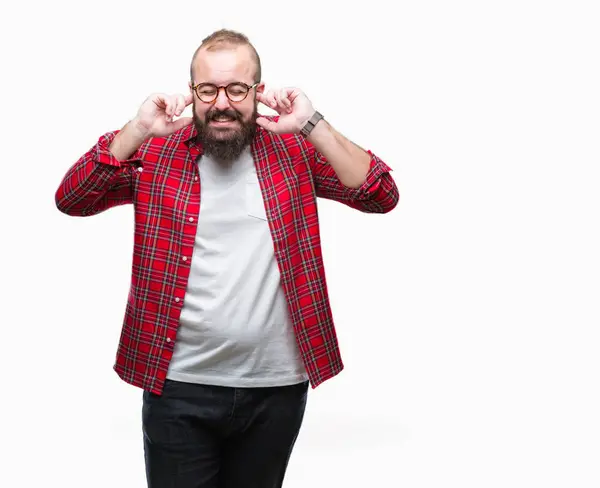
[55, 131, 143, 216]
[311, 148, 399, 213]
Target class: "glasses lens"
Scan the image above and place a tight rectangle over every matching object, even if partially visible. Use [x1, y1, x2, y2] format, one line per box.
[197, 84, 217, 102]
[226, 83, 249, 102]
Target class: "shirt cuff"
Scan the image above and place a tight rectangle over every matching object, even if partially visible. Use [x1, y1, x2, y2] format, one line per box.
[94, 131, 144, 169]
[343, 151, 393, 200]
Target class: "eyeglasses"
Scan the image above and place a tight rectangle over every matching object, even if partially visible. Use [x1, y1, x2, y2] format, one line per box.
[191, 82, 259, 103]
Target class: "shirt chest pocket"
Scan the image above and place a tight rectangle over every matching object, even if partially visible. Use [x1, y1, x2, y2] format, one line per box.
[245, 172, 268, 221]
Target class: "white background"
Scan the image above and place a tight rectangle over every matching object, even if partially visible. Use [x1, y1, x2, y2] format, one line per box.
[1, 0, 599, 486]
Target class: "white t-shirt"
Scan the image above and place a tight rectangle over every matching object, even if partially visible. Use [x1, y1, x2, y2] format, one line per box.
[166, 147, 308, 387]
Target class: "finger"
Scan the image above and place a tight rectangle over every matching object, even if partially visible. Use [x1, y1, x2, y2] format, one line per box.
[166, 95, 178, 121]
[274, 90, 285, 111]
[184, 92, 193, 106]
[256, 91, 278, 112]
[255, 91, 267, 103]
[162, 96, 172, 118]
[263, 90, 277, 109]
[267, 90, 278, 110]
[172, 95, 182, 116]
[175, 94, 186, 116]
[285, 87, 300, 104]
[152, 93, 169, 110]
[280, 88, 293, 112]
[278, 91, 292, 114]
[256, 116, 282, 133]
[170, 116, 193, 131]
[170, 95, 180, 117]
[256, 91, 270, 107]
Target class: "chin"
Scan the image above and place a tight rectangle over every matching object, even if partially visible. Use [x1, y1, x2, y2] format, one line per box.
[209, 128, 240, 140]
[209, 129, 238, 141]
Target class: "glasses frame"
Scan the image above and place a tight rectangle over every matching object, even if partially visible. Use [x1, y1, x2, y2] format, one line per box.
[191, 81, 259, 103]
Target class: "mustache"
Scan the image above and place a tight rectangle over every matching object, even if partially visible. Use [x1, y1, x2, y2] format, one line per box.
[206, 109, 242, 122]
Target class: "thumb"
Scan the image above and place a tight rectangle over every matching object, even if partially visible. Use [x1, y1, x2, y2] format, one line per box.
[256, 116, 279, 133]
[171, 117, 193, 132]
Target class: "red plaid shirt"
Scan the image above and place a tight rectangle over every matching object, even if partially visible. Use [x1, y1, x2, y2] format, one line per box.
[55, 121, 399, 394]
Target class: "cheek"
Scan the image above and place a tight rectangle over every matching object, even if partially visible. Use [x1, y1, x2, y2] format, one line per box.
[194, 104, 210, 120]
[237, 101, 255, 120]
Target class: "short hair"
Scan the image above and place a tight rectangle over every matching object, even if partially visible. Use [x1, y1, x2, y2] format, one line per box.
[190, 29, 261, 83]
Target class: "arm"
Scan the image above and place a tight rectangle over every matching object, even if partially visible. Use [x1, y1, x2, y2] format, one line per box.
[256, 87, 399, 213]
[304, 119, 399, 213]
[54, 122, 146, 217]
[55, 92, 193, 217]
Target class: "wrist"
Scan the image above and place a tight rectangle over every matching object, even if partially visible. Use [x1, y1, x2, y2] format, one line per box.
[299, 110, 324, 138]
[305, 116, 330, 145]
[129, 117, 154, 141]
[109, 119, 151, 161]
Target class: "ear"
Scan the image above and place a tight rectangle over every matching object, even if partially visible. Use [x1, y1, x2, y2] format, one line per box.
[256, 82, 265, 95]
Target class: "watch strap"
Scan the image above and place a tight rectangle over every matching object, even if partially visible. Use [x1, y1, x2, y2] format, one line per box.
[300, 111, 324, 137]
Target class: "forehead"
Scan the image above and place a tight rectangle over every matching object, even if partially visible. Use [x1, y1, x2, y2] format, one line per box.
[192, 45, 255, 83]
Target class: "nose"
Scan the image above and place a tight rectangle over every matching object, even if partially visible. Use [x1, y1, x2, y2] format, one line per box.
[213, 88, 232, 111]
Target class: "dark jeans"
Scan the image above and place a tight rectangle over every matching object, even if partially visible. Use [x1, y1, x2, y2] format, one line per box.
[142, 378, 309, 488]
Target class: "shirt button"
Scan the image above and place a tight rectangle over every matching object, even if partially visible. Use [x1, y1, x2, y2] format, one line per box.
[189, 217, 194, 222]
[175, 297, 180, 303]
[194, 176, 198, 181]
[137, 167, 143, 172]
[182, 256, 187, 262]
[166, 337, 171, 343]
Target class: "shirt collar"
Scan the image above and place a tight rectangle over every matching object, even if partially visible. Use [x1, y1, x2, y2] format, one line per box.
[183, 123, 199, 146]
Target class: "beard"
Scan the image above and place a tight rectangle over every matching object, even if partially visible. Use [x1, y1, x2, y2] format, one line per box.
[193, 102, 258, 163]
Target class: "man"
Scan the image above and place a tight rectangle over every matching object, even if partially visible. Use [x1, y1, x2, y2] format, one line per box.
[55, 29, 398, 488]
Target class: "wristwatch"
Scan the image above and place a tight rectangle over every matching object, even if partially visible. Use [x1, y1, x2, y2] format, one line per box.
[300, 111, 324, 137]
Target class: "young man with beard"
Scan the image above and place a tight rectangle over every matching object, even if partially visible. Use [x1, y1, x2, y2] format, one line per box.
[55, 29, 399, 488]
